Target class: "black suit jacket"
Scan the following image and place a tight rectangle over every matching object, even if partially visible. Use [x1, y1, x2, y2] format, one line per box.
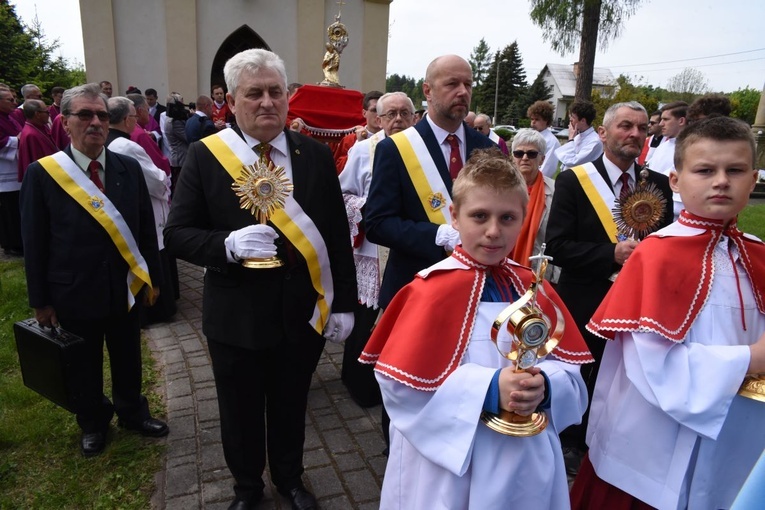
[152, 103, 167, 124]
[20, 147, 162, 320]
[164, 127, 356, 349]
[365, 120, 496, 308]
[545, 155, 673, 331]
[184, 113, 217, 144]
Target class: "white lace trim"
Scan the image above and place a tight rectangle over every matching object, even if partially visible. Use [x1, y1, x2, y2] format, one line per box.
[343, 193, 365, 244]
[355, 253, 380, 309]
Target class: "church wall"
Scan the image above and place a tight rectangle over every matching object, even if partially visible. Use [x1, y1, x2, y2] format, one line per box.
[80, 0, 390, 105]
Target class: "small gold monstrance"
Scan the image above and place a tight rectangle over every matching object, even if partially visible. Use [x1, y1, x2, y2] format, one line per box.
[232, 159, 293, 269]
[480, 245, 565, 437]
[739, 375, 765, 402]
[610, 166, 668, 281]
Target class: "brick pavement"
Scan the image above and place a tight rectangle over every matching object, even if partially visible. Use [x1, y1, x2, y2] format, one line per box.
[145, 260, 386, 509]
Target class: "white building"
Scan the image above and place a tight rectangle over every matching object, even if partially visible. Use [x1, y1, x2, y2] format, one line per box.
[540, 63, 617, 125]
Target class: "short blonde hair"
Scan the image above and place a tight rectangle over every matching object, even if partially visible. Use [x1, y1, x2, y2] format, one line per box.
[452, 147, 528, 213]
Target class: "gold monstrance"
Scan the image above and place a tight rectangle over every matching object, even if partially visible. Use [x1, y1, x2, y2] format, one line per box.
[232, 159, 293, 269]
[609, 165, 668, 281]
[480, 245, 565, 437]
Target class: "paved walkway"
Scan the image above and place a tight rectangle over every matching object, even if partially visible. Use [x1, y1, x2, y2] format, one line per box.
[144, 260, 386, 509]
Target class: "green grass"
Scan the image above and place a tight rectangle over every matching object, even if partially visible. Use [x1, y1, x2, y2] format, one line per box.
[0, 258, 165, 509]
[739, 203, 765, 239]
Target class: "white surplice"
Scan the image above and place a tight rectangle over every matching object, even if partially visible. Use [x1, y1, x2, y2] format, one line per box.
[587, 234, 765, 510]
[378, 301, 587, 510]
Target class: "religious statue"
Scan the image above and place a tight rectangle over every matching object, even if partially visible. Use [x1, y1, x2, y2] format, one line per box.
[320, 14, 349, 87]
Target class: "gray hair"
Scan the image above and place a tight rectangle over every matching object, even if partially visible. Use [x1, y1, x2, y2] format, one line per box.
[224, 49, 288, 97]
[511, 128, 546, 153]
[61, 83, 108, 116]
[127, 93, 147, 109]
[22, 99, 46, 119]
[21, 83, 40, 98]
[166, 92, 183, 104]
[107, 96, 134, 124]
[602, 101, 646, 127]
[475, 113, 492, 127]
[376, 92, 415, 115]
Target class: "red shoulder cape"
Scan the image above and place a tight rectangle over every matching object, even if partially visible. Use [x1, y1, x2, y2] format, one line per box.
[588, 211, 765, 342]
[360, 248, 593, 390]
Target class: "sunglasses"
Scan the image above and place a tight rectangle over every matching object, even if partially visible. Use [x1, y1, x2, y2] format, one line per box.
[512, 150, 540, 159]
[69, 110, 110, 122]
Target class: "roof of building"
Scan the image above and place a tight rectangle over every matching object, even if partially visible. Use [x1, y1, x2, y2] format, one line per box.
[543, 63, 617, 98]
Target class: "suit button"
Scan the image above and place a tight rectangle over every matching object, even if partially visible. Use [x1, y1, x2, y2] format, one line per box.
[284, 273, 291, 280]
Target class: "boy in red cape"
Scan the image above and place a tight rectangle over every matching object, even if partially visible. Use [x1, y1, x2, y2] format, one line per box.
[571, 116, 765, 510]
[360, 148, 593, 509]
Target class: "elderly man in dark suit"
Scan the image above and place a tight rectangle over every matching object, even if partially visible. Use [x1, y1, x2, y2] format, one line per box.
[545, 100, 674, 473]
[164, 49, 356, 510]
[365, 54, 496, 310]
[20, 83, 167, 458]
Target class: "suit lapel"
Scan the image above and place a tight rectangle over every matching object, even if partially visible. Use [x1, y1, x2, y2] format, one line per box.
[285, 129, 307, 206]
[104, 149, 125, 206]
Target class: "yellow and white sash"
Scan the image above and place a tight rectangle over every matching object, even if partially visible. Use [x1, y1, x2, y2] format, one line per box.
[389, 127, 452, 225]
[571, 163, 618, 242]
[202, 128, 334, 334]
[38, 151, 152, 310]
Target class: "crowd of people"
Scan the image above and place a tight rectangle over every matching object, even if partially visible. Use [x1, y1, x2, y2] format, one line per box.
[4, 46, 764, 510]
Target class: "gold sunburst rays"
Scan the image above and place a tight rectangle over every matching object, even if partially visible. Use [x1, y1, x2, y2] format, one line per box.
[232, 160, 294, 224]
[613, 181, 667, 240]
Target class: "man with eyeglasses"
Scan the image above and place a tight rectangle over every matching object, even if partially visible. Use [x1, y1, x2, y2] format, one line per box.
[17, 100, 58, 182]
[20, 83, 168, 458]
[338, 91, 415, 408]
[0, 87, 23, 257]
[473, 113, 509, 155]
[545, 101, 673, 477]
[333, 90, 383, 173]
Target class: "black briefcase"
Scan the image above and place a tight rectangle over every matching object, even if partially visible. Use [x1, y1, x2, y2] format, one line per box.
[13, 318, 88, 413]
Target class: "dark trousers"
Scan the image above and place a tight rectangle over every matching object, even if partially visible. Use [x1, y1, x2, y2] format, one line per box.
[0, 190, 22, 252]
[341, 302, 382, 407]
[207, 335, 325, 501]
[60, 307, 150, 433]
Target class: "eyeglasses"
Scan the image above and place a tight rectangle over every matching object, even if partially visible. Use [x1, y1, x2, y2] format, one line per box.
[512, 150, 540, 159]
[381, 110, 413, 121]
[69, 110, 110, 122]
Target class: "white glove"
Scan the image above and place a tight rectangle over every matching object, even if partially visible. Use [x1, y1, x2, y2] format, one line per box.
[435, 224, 461, 251]
[224, 225, 278, 262]
[323, 312, 355, 343]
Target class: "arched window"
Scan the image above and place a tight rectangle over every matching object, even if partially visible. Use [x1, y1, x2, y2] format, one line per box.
[210, 25, 270, 91]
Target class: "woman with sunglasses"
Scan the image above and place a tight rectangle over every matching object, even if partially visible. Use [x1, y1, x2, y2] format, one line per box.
[509, 128, 559, 282]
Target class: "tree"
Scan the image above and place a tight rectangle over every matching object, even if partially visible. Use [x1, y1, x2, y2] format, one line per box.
[0, 2, 85, 96]
[476, 42, 528, 124]
[385, 73, 425, 110]
[591, 74, 661, 126]
[728, 86, 761, 125]
[468, 38, 492, 110]
[529, 0, 643, 100]
[666, 67, 709, 103]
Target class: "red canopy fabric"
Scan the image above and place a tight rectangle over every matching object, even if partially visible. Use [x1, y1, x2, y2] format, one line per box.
[288, 85, 365, 141]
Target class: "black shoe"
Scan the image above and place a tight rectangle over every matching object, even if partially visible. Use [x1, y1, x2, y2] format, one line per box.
[80, 431, 106, 457]
[118, 417, 169, 437]
[562, 446, 584, 478]
[227, 492, 263, 510]
[279, 486, 317, 510]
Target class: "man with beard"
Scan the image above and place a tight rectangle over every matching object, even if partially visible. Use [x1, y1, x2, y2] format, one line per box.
[365, 54, 495, 311]
[364, 55, 495, 450]
[545, 101, 674, 475]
